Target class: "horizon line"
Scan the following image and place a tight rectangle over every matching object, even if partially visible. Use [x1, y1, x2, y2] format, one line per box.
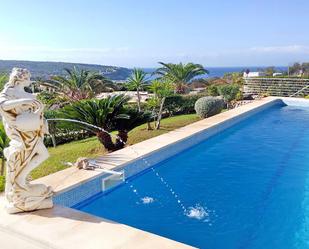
[0, 58, 289, 69]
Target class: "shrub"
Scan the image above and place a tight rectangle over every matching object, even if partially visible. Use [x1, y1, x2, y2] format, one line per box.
[194, 96, 224, 118]
[37, 91, 63, 107]
[180, 94, 206, 114]
[236, 91, 243, 101]
[43, 109, 91, 147]
[207, 84, 220, 96]
[164, 95, 183, 115]
[44, 130, 92, 147]
[218, 84, 241, 102]
[163, 93, 209, 115]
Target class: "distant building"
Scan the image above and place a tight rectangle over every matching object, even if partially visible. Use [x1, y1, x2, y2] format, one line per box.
[243, 71, 266, 77]
[273, 73, 283, 77]
[96, 91, 152, 103]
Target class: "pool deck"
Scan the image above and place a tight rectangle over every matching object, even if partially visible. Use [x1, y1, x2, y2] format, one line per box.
[0, 96, 281, 249]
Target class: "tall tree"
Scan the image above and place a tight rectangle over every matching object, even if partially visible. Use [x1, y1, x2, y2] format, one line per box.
[51, 67, 114, 102]
[155, 62, 208, 94]
[126, 68, 149, 111]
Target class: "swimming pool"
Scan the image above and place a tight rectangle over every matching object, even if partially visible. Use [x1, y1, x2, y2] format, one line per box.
[73, 101, 309, 249]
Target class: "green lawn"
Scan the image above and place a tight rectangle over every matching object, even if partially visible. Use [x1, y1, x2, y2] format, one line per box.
[29, 114, 200, 181]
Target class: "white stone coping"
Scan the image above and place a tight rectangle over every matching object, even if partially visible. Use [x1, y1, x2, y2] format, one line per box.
[0, 96, 286, 249]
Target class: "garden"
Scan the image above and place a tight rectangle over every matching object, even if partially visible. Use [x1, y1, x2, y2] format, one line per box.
[0, 62, 243, 192]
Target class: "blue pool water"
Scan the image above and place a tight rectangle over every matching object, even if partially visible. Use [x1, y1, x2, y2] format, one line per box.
[75, 103, 309, 249]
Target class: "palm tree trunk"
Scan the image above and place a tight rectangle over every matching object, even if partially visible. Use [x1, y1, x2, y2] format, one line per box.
[155, 97, 166, 130]
[115, 130, 128, 150]
[97, 131, 115, 152]
[136, 89, 141, 112]
[0, 157, 5, 176]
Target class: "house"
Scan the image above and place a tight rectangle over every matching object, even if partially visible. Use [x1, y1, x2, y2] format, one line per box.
[243, 72, 266, 77]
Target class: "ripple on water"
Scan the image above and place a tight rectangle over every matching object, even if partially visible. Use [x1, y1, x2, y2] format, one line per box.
[141, 196, 154, 204]
[185, 204, 209, 220]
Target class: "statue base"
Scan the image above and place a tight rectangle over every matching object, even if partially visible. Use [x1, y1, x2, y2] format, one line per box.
[5, 198, 53, 214]
[5, 184, 54, 214]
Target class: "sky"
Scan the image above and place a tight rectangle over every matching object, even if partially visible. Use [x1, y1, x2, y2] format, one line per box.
[0, 0, 308, 67]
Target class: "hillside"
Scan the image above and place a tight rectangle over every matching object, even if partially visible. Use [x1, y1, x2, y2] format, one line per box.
[0, 60, 132, 80]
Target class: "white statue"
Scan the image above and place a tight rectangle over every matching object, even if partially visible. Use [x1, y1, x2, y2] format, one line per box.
[0, 68, 53, 214]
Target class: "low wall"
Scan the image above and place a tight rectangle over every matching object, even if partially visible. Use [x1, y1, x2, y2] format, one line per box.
[244, 78, 309, 97]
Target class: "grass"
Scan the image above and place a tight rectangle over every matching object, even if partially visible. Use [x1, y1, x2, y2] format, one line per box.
[0, 175, 4, 192]
[29, 114, 200, 181]
[30, 137, 105, 180]
[128, 114, 200, 144]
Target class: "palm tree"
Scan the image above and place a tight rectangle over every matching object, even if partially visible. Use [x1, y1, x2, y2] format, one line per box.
[51, 67, 114, 102]
[126, 69, 149, 111]
[61, 95, 129, 151]
[0, 123, 9, 176]
[155, 62, 208, 94]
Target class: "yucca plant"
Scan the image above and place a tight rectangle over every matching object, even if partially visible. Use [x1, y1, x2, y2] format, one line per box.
[155, 62, 208, 94]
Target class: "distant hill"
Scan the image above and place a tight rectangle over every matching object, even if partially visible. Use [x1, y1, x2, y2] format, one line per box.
[0, 60, 132, 80]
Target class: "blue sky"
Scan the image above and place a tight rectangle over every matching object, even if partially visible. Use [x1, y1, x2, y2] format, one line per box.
[0, 0, 308, 67]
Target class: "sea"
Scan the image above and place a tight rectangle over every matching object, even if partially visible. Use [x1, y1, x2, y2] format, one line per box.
[142, 66, 287, 79]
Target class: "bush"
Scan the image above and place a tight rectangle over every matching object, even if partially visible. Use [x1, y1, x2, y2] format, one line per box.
[236, 91, 243, 101]
[218, 84, 241, 102]
[180, 94, 205, 114]
[0, 175, 4, 192]
[44, 109, 93, 147]
[163, 93, 209, 115]
[164, 95, 183, 115]
[37, 91, 63, 107]
[207, 84, 220, 96]
[194, 96, 225, 118]
[44, 130, 93, 147]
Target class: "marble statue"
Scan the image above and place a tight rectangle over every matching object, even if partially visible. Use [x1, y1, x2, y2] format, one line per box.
[0, 68, 53, 214]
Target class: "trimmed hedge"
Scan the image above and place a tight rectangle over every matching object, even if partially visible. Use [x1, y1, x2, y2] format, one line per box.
[194, 96, 225, 118]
